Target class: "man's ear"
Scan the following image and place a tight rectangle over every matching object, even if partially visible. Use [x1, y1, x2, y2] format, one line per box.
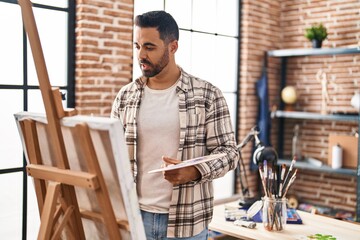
[169, 40, 178, 54]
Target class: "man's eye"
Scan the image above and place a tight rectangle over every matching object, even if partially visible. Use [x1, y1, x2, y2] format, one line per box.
[134, 45, 155, 51]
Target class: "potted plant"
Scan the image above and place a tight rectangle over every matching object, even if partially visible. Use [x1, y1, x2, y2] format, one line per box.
[304, 23, 328, 48]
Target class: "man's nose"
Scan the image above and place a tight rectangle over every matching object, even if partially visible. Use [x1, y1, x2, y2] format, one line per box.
[137, 47, 147, 60]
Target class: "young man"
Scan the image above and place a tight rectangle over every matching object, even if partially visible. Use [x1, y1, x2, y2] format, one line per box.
[111, 10, 239, 239]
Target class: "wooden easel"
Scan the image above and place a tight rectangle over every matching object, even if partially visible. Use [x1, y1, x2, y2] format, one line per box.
[17, 0, 133, 239]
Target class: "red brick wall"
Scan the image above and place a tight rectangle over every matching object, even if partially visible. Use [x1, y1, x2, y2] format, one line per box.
[75, 0, 359, 214]
[238, 0, 359, 214]
[236, 0, 282, 199]
[277, 0, 359, 213]
[75, 0, 134, 116]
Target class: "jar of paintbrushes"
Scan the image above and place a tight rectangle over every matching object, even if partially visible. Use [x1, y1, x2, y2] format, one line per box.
[262, 196, 287, 231]
[259, 157, 298, 231]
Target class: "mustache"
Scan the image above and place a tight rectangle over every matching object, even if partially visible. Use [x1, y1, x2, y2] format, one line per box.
[139, 59, 151, 65]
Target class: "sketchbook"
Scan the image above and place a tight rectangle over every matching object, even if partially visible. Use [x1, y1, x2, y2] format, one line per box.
[148, 153, 227, 173]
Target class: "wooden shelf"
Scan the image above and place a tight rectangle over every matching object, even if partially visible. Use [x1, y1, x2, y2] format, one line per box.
[272, 110, 359, 122]
[267, 47, 360, 57]
[268, 46, 360, 222]
[278, 159, 356, 176]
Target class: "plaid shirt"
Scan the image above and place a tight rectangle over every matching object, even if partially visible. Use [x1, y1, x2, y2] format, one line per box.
[111, 67, 239, 238]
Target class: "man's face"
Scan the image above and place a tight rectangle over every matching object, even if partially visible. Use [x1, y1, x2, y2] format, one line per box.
[134, 27, 170, 78]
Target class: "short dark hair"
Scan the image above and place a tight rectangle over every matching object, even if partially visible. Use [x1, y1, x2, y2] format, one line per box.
[134, 10, 179, 43]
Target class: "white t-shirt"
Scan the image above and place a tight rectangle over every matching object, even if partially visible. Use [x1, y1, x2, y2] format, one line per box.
[136, 82, 180, 213]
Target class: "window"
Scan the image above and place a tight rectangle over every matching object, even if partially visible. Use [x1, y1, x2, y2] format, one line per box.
[133, 0, 240, 200]
[0, 0, 75, 238]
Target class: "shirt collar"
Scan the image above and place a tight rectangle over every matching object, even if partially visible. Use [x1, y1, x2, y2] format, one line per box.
[176, 66, 190, 93]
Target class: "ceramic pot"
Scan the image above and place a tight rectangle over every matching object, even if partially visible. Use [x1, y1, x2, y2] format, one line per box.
[312, 39, 322, 48]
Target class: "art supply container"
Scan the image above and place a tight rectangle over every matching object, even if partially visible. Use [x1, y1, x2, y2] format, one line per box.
[331, 143, 342, 169]
[262, 197, 287, 231]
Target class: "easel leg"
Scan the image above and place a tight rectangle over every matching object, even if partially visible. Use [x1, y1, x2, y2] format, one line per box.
[38, 182, 79, 240]
[38, 182, 61, 240]
[21, 119, 47, 211]
[52, 205, 75, 240]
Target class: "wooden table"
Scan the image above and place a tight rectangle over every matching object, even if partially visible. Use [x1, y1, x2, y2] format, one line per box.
[209, 202, 360, 240]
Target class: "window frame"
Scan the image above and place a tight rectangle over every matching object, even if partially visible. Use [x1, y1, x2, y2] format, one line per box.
[0, 1, 76, 239]
[133, 0, 241, 198]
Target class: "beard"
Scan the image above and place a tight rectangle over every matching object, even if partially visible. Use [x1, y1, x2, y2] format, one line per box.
[139, 49, 170, 78]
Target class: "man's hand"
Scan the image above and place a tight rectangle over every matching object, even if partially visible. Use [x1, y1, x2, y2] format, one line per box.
[162, 156, 201, 185]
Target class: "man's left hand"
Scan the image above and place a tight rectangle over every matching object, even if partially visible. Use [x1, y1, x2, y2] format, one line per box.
[161, 156, 201, 185]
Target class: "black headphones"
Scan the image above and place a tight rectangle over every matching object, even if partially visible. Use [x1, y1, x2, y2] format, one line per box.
[252, 138, 278, 166]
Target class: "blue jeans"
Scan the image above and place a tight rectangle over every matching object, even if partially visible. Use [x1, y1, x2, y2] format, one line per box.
[140, 210, 208, 240]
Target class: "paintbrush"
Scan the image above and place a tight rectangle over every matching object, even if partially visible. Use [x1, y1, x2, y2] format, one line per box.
[281, 156, 297, 196]
[274, 172, 278, 197]
[269, 171, 274, 197]
[278, 164, 287, 198]
[267, 166, 273, 195]
[263, 160, 269, 196]
[282, 169, 298, 198]
[258, 164, 268, 197]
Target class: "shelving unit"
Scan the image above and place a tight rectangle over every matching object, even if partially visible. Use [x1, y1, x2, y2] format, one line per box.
[277, 159, 356, 176]
[267, 47, 360, 221]
[268, 47, 360, 57]
[272, 110, 359, 122]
